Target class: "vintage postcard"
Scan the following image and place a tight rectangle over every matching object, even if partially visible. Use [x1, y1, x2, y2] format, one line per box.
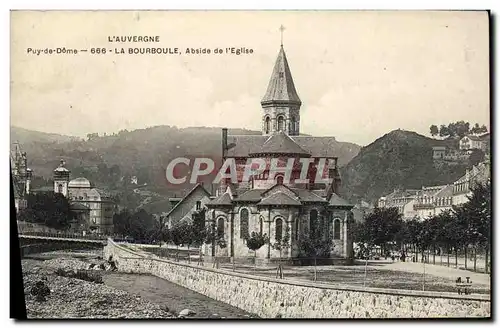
[10, 10, 491, 319]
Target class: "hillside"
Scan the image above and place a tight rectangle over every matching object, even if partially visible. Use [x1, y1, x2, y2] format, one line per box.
[11, 126, 81, 145]
[11, 125, 361, 194]
[339, 129, 471, 204]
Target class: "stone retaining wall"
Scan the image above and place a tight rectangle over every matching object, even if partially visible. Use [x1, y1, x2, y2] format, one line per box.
[104, 240, 490, 319]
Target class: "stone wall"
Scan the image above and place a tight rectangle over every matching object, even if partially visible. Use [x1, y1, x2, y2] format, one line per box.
[104, 240, 490, 319]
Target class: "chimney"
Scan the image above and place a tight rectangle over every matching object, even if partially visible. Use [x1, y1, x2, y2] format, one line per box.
[222, 128, 228, 158]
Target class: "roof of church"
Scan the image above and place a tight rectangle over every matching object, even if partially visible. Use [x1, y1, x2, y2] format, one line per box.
[294, 189, 328, 203]
[328, 193, 353, 208]
[226, 135, 339, 158]
[207, 192, 233, 206]
[235, 189, 265, 201]
[261, 46, 301, 105]
[257, 191, 302, 206]
[250, 132, 310, 156]
[231, 187, 328, 204]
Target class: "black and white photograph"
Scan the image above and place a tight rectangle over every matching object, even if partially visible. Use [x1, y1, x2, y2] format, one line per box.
[9, 9, 492, 319]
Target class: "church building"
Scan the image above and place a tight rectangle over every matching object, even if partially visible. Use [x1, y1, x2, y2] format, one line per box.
[169, 43, 355, 265]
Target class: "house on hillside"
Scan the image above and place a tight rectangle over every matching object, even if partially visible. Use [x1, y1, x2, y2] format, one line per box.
[432, 145, 470, 163]
[432, 146, 446, 160]
[459, 134, 489, 151]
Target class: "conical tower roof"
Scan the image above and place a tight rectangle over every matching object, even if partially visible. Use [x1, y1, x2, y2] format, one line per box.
[261, 46, 301, 106]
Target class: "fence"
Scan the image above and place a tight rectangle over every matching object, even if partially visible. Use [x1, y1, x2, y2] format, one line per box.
[18, 230, 108, 241]
[133, 246, 490, 296]
[395, 249, 490, 274]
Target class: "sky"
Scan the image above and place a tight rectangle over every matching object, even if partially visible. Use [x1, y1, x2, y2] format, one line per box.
[10, 10, 489, 146]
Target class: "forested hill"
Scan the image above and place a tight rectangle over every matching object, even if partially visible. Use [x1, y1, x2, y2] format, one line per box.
[11, 125, 361, 190]
[340, 129, 473, 204]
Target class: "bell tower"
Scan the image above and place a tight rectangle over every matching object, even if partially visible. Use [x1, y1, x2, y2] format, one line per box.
[53, 159, 70, 197]
[261, 26, 301, 136]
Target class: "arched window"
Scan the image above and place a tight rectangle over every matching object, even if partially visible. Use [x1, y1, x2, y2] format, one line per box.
[277, 116, 285, 132]
[309, 209, 318, 237]
[259, 217, 263, 234]
[333, 219, 341, 240]
[276, 175, 284, 185]
[217, 217, 225, 238]
[290, 116, 296, 133]
[240, 209, 249, 239]
[58, 183, 63, 194]
[275, 218, 283, 241]
[265, 116, 271, 134]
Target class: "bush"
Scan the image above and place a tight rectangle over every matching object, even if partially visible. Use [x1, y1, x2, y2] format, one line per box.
[54, 268, 103, 284]
[30, 280, 51, 302]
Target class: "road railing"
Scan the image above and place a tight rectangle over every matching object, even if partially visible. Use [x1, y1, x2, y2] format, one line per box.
[18, 230, 109, 241]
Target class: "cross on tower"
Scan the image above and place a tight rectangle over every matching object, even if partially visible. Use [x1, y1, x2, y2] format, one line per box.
[279, 24, 285, 46]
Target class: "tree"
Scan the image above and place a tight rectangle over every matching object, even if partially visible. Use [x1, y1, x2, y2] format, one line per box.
[470, 123, 481, 135]
[469, 149, 485, 166]
[112, 209, 133, 238]
[478, 124, 488, 134]
[188, 209, 207, 264]
[170, 222, 192, 261]
[433, 210, 457, 267]
[272, 224, 290, 278]
[453, 121, 470, 139]
[454, 180, 491, 273]
[191, 209, 207, 247]
[436, 121, 472, 139]
[354, 207, 403, 257]
[439, 125, 450, 138]
[403, 218, 423, 262]
[112, 208, 156, 242]
[429, 125, 439, 137]
[204, 221, 228, 268]
[129, 209, 156, 242]
[420, 217, 440, 264]
[297, 228, 334, 282]
[21, 192, 74, 230]
[245, 231, 269, 270]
